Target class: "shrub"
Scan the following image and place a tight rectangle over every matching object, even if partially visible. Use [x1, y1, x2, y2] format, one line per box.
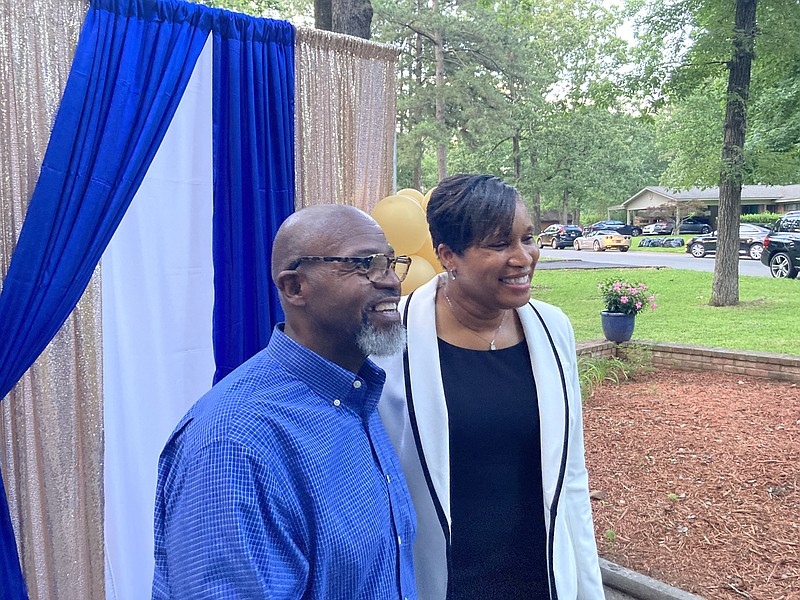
[741, 213, 781, 225]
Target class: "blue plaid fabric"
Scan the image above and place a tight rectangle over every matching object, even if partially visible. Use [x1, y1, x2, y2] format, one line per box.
[152, 326, 417, 599]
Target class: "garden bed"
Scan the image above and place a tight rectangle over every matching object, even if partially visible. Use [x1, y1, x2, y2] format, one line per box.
[583, 368, 800, 600]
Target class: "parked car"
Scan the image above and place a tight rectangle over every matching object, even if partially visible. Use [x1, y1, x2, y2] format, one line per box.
[685, 223, 771, 260]
[585, 220, 643, 237]
[760, 215, 800, 278]
[677, 216, 712, 234]
[642, 221, 674, 235]
[573, 229, 631, 252]
[537, 224, 583, 249]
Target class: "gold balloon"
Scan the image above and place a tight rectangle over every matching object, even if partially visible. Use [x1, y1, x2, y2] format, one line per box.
[421, 186, 436, 211]
[415, 234, 445, 274]
[396, 188, 425, 204]
[371, 195, 428, 255]
[401, 255, 437, 295]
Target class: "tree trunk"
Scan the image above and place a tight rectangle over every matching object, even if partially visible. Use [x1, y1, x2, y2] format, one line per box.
[711, 0, 757, 306]
[411, 29, 423, 191]
[433, 0, 446, 180]
[512, 133, 521, 184]
[530, 150, 542, 232]
[317, 0, 373, 39]
[561, 189, 570, 225]
[531, 191, 543, 234]
[315, 0, 331, 30]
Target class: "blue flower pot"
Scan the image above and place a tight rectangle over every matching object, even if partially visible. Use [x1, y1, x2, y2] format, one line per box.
[600, 311, 635, 343]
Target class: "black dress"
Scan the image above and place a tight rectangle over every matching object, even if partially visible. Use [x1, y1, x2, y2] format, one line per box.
[438, 338, 550, 599]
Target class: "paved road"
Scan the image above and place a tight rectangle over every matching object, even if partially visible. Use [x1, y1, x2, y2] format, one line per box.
[537, 246, 771, 277]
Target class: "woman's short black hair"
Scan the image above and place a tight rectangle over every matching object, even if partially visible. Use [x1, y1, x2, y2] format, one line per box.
[426, 174, 521, 255]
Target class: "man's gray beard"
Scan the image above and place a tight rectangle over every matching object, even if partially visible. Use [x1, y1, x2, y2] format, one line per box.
[357, 320, 407, 357]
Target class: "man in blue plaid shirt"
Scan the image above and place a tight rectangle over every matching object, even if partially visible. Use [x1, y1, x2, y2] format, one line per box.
[153, 205, 417, 599]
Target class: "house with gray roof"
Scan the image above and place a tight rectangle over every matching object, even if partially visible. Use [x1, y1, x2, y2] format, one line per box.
[609, 185, 800, 228]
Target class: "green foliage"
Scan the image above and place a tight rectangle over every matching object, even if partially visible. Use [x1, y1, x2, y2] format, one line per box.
[578, 354, 629, 400]
[598, 278, 657, 316]
[372, 0, 663, 216]
[654, 83, 725, 189]
[188, 0, 312, 20]
[578, 341, 655, 400]
[618, 343, 656, 375]
[532, 268, 800, 354]
[632, 0, 800, 188]
[603, 529, 617, 547]
[740, 213, 782, 225]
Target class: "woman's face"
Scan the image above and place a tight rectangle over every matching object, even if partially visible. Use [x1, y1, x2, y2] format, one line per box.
[447, 201, 539, 310]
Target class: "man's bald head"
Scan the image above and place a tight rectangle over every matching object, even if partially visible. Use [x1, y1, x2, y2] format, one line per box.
[271, 204, 383, 283]
[270, 204, 404, 372]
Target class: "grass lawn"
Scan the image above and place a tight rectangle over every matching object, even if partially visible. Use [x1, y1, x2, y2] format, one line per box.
[531, 267, 800, 355]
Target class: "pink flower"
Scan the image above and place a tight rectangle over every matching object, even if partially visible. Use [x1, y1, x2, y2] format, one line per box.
[651, 303, 657, 310]
[636, 301, 642, 309]
[620, 296, 629, 303]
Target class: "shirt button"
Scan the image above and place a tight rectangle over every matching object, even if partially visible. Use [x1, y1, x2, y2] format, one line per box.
[397, 536, 402, 546]
[353, 380, 362, 389]
[386, 474, 391, 483]
[333, 399, 341, 407]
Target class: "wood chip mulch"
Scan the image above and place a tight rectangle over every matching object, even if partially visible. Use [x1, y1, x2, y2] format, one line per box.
[583, 368, 800, 600]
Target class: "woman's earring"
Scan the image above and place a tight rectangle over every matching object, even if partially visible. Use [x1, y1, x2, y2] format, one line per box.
[449, 269, 457, 280]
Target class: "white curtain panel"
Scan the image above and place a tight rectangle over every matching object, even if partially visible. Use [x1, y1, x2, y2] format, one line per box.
[102, 37, 215, 600]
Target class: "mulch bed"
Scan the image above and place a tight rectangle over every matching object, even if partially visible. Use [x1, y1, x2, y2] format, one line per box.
[583, 368, 800, 600]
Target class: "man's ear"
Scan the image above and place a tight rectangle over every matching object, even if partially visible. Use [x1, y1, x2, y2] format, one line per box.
[275, 270, 307, 307]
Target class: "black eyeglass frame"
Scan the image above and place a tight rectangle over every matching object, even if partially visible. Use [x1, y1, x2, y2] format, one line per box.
[287, 253, 412, 282]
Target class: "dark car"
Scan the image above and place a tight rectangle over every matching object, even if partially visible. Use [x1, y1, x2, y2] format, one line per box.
[585, 220, 643, 237]
[677, 216, 712, 234]
[537, 224, 583, 249]
[685, 223, 771, 260]
[761, 215, 800, 278]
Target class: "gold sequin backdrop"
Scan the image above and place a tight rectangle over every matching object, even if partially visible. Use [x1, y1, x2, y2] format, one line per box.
[295, 28, 398, 213]
[0, 0, 105, 598]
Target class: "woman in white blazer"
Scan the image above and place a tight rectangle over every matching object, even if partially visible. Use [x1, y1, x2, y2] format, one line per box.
[374, 174, 604, 599]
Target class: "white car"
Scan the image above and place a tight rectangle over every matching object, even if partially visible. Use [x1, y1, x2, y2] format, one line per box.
[642, 221, 674, 235]
[573, 229, 631, 252]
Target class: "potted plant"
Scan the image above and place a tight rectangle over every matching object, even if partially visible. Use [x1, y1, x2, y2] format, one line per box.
[597, 278, 656, 343]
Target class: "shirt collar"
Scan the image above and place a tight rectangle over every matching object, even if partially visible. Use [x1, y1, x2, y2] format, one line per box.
[267, 325, 386, 418]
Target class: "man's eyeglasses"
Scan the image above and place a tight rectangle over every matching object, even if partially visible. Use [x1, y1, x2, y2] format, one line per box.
[288, 253, 412, 283]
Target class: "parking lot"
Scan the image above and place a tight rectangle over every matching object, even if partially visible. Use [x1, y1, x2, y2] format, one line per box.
[536, 246, 771, 277]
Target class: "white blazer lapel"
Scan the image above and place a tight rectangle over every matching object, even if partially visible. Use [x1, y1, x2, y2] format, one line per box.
[519, 302, 569, 506]
[406, 274, 452, 526]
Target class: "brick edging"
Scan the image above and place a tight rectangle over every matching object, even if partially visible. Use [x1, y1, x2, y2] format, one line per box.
[577, 340, 800, 384]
